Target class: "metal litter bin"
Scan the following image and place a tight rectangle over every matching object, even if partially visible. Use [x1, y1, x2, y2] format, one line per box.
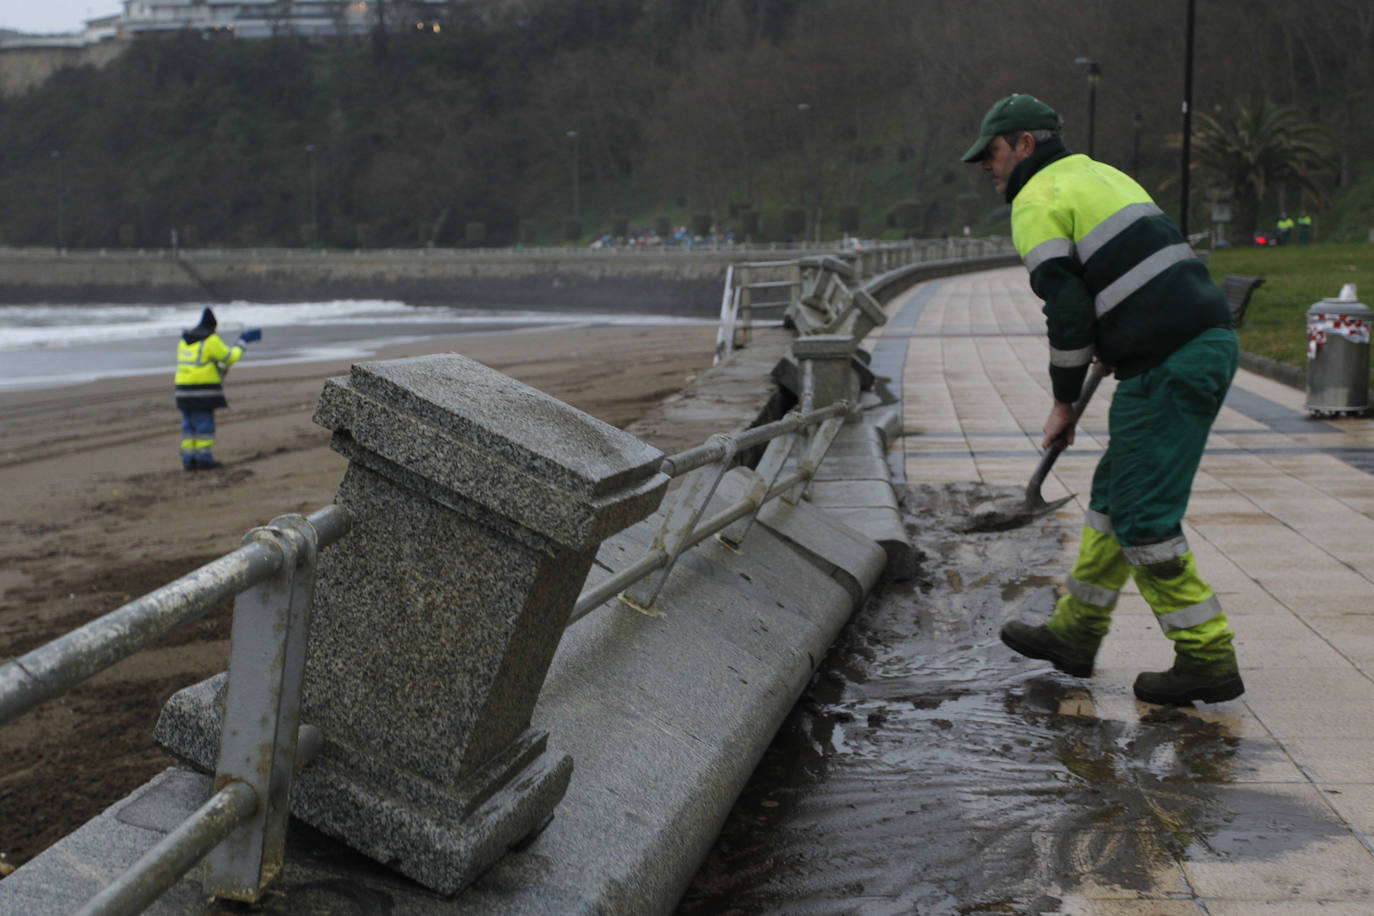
[1305, 284, 1371, 417]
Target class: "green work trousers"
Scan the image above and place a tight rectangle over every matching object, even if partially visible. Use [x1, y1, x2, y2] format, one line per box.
[1047, 327, 1240, 674]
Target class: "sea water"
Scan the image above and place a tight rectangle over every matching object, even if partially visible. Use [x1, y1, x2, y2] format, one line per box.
[0, 300, 714, 392]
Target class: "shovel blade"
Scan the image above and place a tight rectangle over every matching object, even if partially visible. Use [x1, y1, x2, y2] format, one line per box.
[1023, 490, 1074, 518]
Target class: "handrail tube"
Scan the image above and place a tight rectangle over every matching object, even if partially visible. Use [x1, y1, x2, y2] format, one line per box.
[658, 403, 847, 478]
[674, 469, 808, 556]
[75, 781, 259, 916]
[622, 436, 739, 611]
[75, 726, 322, 916]
[0, 504, 347, 727]
[0, 545, 281, 726]
[303, 504, 349, 547]
[569, 467, 809, 625]
[569, 551, 666, 623]
[719, 427, 802, 548]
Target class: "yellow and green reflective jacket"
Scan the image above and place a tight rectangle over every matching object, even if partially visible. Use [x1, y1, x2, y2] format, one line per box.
[1008, 143, 1230, 402]
[174, 332, 242, 410]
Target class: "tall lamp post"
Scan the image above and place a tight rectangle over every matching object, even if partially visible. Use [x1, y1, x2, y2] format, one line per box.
[566, 130, 579, 221]
[305, 144, 319, 248]
[1132, 111, 1142, 177]
[797, 102, 811, 239]
[1180, 0, 1196, 237]
[1073, 58, 1101, 159]
[51, 150, 65, 251]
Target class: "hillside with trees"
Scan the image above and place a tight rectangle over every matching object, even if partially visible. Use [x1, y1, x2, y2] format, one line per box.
[0, 0, 1369, 249]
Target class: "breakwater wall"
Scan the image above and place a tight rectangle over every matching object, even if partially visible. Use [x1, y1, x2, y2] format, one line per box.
[0, 248, 790, 315]
[0, 240, 1017, 315]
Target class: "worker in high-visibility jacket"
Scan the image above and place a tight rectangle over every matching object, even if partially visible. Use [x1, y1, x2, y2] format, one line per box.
[962, 94, 1243, 706]
[174, 307, 246, 471]
[1276, 213, 1295, 245]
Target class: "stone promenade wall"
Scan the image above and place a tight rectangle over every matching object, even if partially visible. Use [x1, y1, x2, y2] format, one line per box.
[0, 249, 764, 316]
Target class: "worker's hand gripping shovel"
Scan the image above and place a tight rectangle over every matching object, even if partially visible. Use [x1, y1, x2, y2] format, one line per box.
[1023, 362, 1106, 518]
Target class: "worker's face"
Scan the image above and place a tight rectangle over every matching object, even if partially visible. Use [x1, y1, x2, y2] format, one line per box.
[980, 133, 1031, 195]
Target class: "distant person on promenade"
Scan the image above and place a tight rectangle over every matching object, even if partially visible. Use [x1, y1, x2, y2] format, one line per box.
[174, 307, 246, 471]
[962, 94, 1243, 706]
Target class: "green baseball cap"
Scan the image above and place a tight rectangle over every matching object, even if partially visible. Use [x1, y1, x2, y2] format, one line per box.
[961, 94, 1062, 162]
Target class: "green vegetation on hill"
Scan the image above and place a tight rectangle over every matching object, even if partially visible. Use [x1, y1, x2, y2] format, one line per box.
[1, 0, 1372, 250]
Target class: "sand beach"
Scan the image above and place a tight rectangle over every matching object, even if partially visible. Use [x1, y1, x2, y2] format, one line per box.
[0, 321, 717, 866]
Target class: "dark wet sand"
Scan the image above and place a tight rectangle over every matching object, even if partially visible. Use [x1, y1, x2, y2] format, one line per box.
[0, 322, 717, 867]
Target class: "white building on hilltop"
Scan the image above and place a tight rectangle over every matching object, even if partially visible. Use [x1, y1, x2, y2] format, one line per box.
[120, 1, 454, 39]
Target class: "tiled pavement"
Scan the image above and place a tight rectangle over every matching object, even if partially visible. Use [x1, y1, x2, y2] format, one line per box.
[869, 266, 1374, 913]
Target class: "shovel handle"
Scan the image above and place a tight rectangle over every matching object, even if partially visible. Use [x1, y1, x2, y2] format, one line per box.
[1026, 362, 1106, 495]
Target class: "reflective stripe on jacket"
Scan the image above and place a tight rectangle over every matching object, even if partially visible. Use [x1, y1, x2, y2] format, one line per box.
[1010, 154, 1230, 402]
[174, 334, 242, 411]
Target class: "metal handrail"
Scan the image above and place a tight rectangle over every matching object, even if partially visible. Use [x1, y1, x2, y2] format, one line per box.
[75, 726, 324, 916]
[0, 504, 348, 726]
[570, 399, 850, 624]
[0, 504, 350, 914]
[713, 237, 1017, 364]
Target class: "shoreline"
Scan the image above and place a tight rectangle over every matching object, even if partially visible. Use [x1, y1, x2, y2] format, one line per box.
[0, 303, 718, 393]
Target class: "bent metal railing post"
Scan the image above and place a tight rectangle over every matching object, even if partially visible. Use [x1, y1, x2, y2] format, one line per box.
[619, 433, 739, 614]
[203, 513, 321, 902]
[0, 505, 349, 915]
[569, 397, 850, 625]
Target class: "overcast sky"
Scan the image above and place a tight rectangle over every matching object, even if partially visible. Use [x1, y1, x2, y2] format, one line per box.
[0, 2, 123, 34]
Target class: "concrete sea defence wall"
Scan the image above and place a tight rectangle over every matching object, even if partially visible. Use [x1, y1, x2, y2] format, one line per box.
[0, 242, 1018, 316]
[0, 249, 753, 316]
[0, 253, 1010, 914]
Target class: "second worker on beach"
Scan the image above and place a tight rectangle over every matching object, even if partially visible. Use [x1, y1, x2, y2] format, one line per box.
[962, 93, 1244, 706]
[173, 307, 248, 471]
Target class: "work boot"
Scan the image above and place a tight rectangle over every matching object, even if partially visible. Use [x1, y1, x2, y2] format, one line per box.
[1133, 663, 1245, 706]
[999, 621, 1096, 678]
[193, 458, 223, 471]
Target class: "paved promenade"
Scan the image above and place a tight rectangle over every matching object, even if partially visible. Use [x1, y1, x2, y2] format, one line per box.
[873, 267, 1374, 912]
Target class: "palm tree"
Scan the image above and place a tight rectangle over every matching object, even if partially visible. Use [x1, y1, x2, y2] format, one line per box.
[1186, 100, 1333, 244]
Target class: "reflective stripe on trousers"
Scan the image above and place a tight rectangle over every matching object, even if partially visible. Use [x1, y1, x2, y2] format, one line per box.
[1048, 513, 1238, 672]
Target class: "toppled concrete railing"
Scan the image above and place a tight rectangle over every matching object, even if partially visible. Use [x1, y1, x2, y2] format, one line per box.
[0, 243, 1021, 914]
[772, 332, 916, 580]
[790, 256, 885, 341]
[161, 353, 669, 895]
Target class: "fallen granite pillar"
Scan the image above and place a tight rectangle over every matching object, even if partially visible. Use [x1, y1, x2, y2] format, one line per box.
[164, 353, 670, 895]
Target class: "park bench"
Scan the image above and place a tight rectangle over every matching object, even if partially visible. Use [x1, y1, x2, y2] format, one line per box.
[1223, 274, 1265, 327]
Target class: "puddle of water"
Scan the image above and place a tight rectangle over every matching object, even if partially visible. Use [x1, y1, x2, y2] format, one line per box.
[678, 481, 1326, 914]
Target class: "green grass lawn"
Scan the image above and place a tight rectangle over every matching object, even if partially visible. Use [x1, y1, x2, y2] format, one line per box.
[1207, 242, 1374, 386]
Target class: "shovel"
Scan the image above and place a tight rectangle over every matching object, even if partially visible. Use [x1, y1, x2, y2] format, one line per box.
[1023, 361, 1106, 517]
[960, 362, 1105, 533]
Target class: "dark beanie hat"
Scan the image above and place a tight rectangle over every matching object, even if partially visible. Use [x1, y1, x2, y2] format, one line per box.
[195, 307, 217, 333]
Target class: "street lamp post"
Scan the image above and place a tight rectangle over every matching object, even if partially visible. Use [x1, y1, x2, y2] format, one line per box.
[566, 130, 579, 221]
[51, 150, 65, 251]
[1180, 0, 1196, 237]
[1132, 111, 1142, 177]
[797, 102, 811, 239]
[305, 144, 318, 248]
[1073, 58, 1101, 159]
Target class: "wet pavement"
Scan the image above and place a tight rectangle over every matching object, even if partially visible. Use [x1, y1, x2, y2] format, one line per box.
[681, 268, 1374, 913]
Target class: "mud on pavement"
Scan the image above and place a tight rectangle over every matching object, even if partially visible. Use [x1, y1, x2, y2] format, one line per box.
[680, 481, 1327, 914]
